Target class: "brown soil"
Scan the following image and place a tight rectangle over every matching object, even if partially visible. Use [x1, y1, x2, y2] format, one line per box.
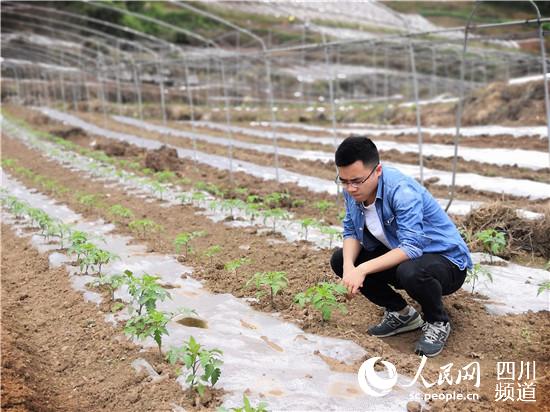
[462, 203, 550, 259]
[239, 123, 548, 152]
[0, 224, 220, 412]
[2, 131, 549, 411]
[75, 110, 550, 184]
[132, 117, 550, 184]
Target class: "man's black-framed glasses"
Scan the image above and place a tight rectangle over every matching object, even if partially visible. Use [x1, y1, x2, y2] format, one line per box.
[335, 163, 379, 188]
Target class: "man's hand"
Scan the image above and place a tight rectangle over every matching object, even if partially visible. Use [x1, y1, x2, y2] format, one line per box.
[342, 265, 367, 297]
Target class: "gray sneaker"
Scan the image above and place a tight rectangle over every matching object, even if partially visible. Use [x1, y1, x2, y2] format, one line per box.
[415, 321, 451, 357]
[368, 307, 424, 337]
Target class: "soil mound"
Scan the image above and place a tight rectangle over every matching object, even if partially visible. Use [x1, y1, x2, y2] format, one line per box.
[463, 203, 550, 259]
[461, 80, 547, 126]
[95, 141, 143, 157]
[51, 127, 85, 140]
[144, 145, 180, 171]
[391, 79, 547, 127]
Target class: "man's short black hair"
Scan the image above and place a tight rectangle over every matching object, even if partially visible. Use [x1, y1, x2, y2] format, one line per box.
[335, 136, 379, 167]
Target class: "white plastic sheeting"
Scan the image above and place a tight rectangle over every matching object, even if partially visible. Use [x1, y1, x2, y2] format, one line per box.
[190, 120, 549, 170]
[466, 253, 550, 315]
[508, 73, 549, 86]
[252, 120, 549, 139]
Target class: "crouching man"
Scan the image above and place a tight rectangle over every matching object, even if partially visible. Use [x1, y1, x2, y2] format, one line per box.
[330, 136, 472, 357]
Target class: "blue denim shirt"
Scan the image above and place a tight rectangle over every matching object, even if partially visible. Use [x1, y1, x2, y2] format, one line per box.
[342, 165, 472, 270]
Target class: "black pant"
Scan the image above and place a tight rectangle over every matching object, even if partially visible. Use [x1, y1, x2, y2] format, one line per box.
[330, 246, 467, 323]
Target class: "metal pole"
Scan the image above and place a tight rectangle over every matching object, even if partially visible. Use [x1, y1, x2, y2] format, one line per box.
[158, 61, 167, 124]
[219, 58, 235, 182]
[264, 55, 280, 182]
[132, 62, 143, 120]
[42, 70, 51, 107]
[96, 46, 107, 121]
[528, 1, 550, 164]
[71, 72, 78, 110]
[12, 67, 22, 102]
[184, 60, 197, 160]
[408, 41, 424, 185]
[115, 39, 122, 115]
[324, 45, 339, 148]
[430, 46, 437, 98]
[446, 2, 480, 212]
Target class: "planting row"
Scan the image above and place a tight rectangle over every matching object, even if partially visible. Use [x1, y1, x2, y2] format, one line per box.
[41, 108, 550, 200]
[176, 118, 550, 171]
[4, 111, 547, 267]
[1, 171, 422, 410]
[1, 114, 344, 249]
[18, 107, 538, 218]
[3, 114, 548, 315]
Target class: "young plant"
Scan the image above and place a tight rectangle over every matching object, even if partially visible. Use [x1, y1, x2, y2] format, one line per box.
[7, 197, 30, 219]
[294, 282, 348, 322]
[319, 226, 342, 249]
[217, 394, 269, 412]
[244, 199, 262, 223]
[221, 199, 245, 219]
[177, 192, 192, 205]
[475, 229, 506, 263]
[166, 336, 223, 398]
[125, 308, 171, 357]
[128, 219, 163, 238]
[262, 208, 289, 232]
[43, 220, 72, 247]
[67, 231, 89, 260]
[224, 257, 251, 276]
[174, 231, 207, 258]
[536, 280, 550, 296]
[178, 177, 192, 186]
[465, 263, 493, 294]
[246, 271, 288, 308]
[233, 187, 248, 196]
[76, 193, 103, 210]
[92, 273, 126, 301]
[203, 245, 222, 265]
[124, 270, 170, 315]
[151, 181, 167, 200]
[264, 191, 290, 208]
[128, 161, 141, 170]
[28, 208, 52, 234]
[300, 218, 319, 241]
[191, 191, 207, 205]
[93, 249, 119, 275]
[76, 242, 100, 274]
[108, 204, 134, 221]
[154, 170, 176, 183]
[314, 200, 333, 217]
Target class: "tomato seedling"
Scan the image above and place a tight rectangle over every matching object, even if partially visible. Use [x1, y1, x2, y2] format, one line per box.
[166, 336, 223, 398]
[294, 282, 348, 322]
[246, 271, 288, 308]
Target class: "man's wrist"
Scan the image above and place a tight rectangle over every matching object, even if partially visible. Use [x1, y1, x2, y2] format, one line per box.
[356, 262, 370, 278]
[343, 261, 355, 270]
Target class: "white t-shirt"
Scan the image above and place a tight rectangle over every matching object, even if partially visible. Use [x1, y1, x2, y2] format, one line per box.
[363, 201, 391, 249]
